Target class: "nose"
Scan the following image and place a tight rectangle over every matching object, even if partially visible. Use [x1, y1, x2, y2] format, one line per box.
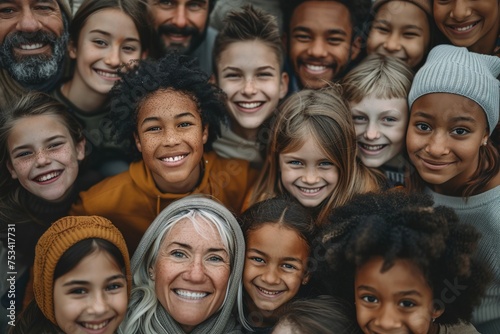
[35, 150, 51, 167]
[172, 6, 188, 28]
[373, 304, 403, 330]
[450, 0, 472, 21]
[307, 38, 328, 58]
[241, 78, 257, 96]
[383, 32, 402, 52]
[183, 258, 206, 283]
[163, 129, 181, 146]
[364, 122, 381, 140]
[261, 267, 281, 285]
[104, 46, 121, 68]
[424, 133, 450, 156]
[301, 167, 320, 185]
[87, 292, 110, 315]
[16, 8, 43, 32]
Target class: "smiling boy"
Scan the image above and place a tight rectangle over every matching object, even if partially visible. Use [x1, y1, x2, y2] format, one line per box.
[70, 53, 258, 252]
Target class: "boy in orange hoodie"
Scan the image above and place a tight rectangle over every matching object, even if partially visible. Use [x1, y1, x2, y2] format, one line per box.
[71, 53, 258, 252]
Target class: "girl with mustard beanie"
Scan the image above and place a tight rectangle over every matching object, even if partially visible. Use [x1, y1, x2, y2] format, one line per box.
[11, 215, 130, 334]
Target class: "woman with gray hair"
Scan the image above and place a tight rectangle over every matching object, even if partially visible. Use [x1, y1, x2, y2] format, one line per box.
[119, 195, 245, 334]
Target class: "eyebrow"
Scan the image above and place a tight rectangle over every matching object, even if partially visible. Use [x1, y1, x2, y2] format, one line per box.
[222, 65, 277, 72]
[140, 112, 197, 125]
[412, 111, 477, 123]
[10, 135, 66, 155]
[374, 19, 424, 31]
[89, 29, 140, 42]
[357, 285, 423, 297]
[292, 26, 347, 36]
[62, 274, 126, 287]
[248, 248, 304, 263]
[170, 242, 228, 254]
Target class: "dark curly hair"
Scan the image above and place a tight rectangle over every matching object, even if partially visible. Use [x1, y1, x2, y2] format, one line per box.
[316, 190, 492, 325]
[108, 52, 228, 160]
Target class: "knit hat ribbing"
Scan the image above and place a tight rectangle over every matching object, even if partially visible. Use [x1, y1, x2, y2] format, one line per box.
[408, 45, 500, 134]
[33, 216, 131, 325]
[372, 0, 431, 16]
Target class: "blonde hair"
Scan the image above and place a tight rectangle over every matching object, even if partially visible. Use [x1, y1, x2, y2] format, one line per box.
[342, 54, 414, 104]
[249, 86, 385, 225]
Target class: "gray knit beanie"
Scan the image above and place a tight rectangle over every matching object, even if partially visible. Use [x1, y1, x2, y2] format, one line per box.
[409, 45, 500, 134]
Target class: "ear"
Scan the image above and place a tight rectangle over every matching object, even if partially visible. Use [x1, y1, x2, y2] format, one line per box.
[431, 306, 445, 321]
[68, 39, 77, 60]
[350, 36, 362, 61]
[301, 272, 311, 285]
[76, 138, 86, 161]
[6, 160, 18, 180]
[481, 132, 489, 147]
[141, 50, 148, 60]
[202, 124, 209, 145]
[134, 132, 143, 153]
[148, 267, 155, 281]
[208, 74, 217, 85]
[279, 72, 289, 99]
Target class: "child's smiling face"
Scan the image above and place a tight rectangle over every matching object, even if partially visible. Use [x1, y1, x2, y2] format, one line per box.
[355, 257, 443, 334]
[134, 89, 208, 193]
[433, 0, 499, 54]
[216, 40, 288, 140]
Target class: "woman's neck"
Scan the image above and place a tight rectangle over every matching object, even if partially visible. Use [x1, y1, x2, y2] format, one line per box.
[61, 78, 108, 113]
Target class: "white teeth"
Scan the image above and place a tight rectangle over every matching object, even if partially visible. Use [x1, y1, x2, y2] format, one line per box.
[238, 102, 263, 109]
[175, 289, 208, 299]
[20, 43, 44, 50]
[96, 70, 118, 78]
[258, 287, 282, 295]
[361, 144, 385, 151]
[456, 23, 475, 32]
[81, 320, 109, 330]
[299, 187, 321, 193]
[305, 64, 327, 72]
[35, 171, 61, 182]
[161, 155, 186, 162]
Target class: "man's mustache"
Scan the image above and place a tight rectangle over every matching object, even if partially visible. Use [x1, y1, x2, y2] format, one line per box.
[2, 30, 57, 57]
[157, 24, 198, 37]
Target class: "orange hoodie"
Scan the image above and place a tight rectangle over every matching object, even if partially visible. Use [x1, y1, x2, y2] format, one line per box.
[70, 151, 258, 253]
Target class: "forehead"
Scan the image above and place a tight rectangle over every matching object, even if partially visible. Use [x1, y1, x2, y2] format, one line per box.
[376, 1, 429, 25]
[290, 1, 353, 34]
[0, 0, 60, 7]
[138, 89, 200, 118]
[162, 217, 225, 248]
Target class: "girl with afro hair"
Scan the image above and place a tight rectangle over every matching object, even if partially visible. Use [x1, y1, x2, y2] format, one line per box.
[317, 190, 491, 334]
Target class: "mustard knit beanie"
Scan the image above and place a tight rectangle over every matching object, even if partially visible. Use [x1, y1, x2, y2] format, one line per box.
[33, 216, 131, 325]
[372, 0, 431, 16]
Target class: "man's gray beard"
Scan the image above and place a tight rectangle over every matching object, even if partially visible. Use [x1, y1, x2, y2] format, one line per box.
[0, 31, 69, 86]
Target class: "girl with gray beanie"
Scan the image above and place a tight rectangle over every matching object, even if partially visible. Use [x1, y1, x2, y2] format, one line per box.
[119, 195, 245, 334]
[406, 44, 500, 334]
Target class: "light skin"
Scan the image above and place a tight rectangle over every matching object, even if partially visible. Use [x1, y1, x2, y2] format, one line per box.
[150, 218, 230, 333]
[216, 40, 288, 141]
[279, 135, 339, 208]
[53, 250, 128, 334]
[350, 94, 408, 168]
[149, 0, 208, 53]
[407, 93, 489, 196]
[134, 89, 208, 194]
[244, 224, 310, 327]
[433, 0, 500, 54]
[355, 257, 443, 334]
[7, 114, 85, 202]
[0, 0, 64, 59]
[288, 1, 361, 89]
[62, 8, 144, 113]
[367, 1, 431, 69]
